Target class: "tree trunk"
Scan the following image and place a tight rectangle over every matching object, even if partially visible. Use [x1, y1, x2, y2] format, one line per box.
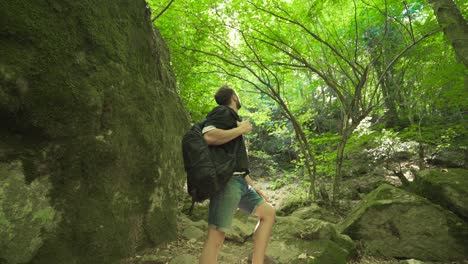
[374, 46, 403, 128]
[380, 75, 400, 128]
[332, 111, 365, 204]
[393, 169, 410, 187]
[332, 130, 350, 203]
[418, 141, 426, 170]
[332, 113, 353, 203]
[293, 119, 317, 199]
[429, 0, 468, 68]
[278, 99, 317, 199]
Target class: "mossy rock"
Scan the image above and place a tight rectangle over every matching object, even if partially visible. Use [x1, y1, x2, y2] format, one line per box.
[342, 172, 387, 197]
[0, 161, 59, 264]
[427, 147, 467, 168]
[266, 216, 355, 264]
[278, 197, 310, 215]
[184, 201, 209, 222]
[290, 204, 338, 223]
[339, 184, 468, 261]
[411, 169, 468, 221]
[1, 1, 189, 263]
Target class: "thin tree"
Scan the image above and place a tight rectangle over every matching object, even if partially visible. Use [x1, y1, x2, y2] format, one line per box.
[246, 0, 439, 202]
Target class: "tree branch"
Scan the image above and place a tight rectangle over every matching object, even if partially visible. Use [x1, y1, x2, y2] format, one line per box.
[152, 0, 176, 22]
[247, 0, 363, 75]
[361, 0, 413, 44]
[375, 29, 440, 90]
[246, 28, 348, 106]
[353, 0, 360, 67]
[403, 1, 416, 42]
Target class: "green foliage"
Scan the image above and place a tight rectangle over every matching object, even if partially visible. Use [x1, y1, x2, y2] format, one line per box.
[309, 133, 341, 177]
[399, 122, 468, 162]
[249, 150, 279, 176]
[151, 0, 466, 198]
[365, 129, 418, 162]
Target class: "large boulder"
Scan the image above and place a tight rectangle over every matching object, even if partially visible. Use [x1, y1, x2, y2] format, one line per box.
[427, 147, 467, 169]
[411, 169, 468, 221]
[267, 216, 355, 264]
[0, 1, 189, 263]
[339, 184, 468, 261]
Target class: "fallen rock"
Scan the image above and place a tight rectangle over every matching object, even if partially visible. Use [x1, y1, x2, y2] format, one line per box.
[339, 184, 468, 261]
[411, 169, 468, 221]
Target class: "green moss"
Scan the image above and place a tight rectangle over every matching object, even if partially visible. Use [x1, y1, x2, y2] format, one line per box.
[0, 162, 59, 264]
[311, 240, 349, 264]
[1, 0, 189, 263]
[147, 205, 178, 246]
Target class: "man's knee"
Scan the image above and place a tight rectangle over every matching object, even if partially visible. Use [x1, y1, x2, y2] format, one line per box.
[256, 203, 276, 223]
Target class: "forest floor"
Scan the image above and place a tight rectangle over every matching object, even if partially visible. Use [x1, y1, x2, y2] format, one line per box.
[121, 174, 468, 264]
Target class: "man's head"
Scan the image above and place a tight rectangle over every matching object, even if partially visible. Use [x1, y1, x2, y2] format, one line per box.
[215, 84, 242, 110]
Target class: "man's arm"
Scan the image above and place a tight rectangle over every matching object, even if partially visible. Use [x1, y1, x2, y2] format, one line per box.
[204, 120, 252, 145]
[244, 175, 257, 188]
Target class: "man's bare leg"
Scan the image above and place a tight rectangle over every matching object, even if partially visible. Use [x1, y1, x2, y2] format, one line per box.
[199, 227, 225, 264]
[252, 203, 276, 264]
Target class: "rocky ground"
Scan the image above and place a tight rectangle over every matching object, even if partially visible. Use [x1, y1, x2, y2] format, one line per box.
[120, 169, 468, 264]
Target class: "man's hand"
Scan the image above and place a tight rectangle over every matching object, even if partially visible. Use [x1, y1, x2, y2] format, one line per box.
[237, 120, 253, 134]
[244, 175, 269, 203]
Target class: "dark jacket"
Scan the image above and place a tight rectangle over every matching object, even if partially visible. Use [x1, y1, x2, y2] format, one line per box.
[204, 105, 250, 174]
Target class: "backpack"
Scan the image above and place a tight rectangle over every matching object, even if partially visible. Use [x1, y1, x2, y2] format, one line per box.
[182, 120, 238, 214]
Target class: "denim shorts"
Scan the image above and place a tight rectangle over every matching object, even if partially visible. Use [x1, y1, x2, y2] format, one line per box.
[208, 175, 265, 233]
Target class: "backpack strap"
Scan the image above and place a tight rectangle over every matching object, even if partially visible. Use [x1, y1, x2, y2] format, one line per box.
[188, 199, 195, 215]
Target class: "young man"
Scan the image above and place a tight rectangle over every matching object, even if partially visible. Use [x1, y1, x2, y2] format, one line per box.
[199, 85, 276, 264]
